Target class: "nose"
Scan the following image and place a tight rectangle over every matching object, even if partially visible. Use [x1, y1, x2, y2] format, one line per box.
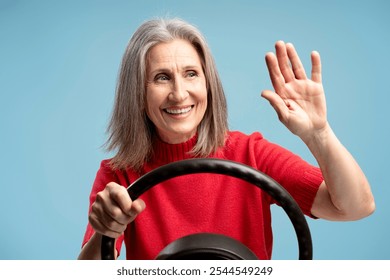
[169, 77, 188, 102]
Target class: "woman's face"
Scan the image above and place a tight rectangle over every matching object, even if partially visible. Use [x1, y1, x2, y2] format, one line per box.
[145, 39, 208, 144]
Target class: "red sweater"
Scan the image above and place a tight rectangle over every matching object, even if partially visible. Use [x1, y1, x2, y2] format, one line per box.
[82, 131, 323, 259]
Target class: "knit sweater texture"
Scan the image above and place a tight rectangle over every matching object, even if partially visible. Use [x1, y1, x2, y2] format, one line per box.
[82, 131, 323, 259]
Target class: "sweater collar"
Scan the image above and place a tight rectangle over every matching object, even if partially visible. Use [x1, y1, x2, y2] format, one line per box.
[151, 134, 198, 163]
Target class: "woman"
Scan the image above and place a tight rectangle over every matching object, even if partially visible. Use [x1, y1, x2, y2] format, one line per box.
[78, 18, 375, 260]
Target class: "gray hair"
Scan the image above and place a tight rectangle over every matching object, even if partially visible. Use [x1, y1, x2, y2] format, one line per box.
[106, 18, 228, 170]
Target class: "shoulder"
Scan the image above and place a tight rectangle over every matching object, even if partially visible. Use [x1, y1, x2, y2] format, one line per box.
[226, 130, 264, 143]
[98, 158, 115, 173]
[224, 130, 268, 152]
[220, 131, 269, 162]
[93, 159, 116, 182]
[226, 130, 295, 155]
[222, 130, 300, 167]
[96, 158, 141, 188]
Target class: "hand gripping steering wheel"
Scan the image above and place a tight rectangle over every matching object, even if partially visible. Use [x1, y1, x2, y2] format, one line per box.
[101, 158, 313, 260]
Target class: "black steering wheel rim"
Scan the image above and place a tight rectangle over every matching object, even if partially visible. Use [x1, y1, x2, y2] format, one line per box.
[101, 158, 313, 260]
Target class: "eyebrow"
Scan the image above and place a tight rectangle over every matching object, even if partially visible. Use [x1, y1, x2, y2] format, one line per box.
[149, 65, 202, 76]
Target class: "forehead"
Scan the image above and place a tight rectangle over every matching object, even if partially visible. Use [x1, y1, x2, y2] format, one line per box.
[146, 39, 202, 68]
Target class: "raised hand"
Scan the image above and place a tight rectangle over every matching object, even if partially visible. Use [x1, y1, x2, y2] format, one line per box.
[261, 41, 374, 221]
[261, 41, 327, 141]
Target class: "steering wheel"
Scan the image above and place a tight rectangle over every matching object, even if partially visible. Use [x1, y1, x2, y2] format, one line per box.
[101, 158, 313, 260]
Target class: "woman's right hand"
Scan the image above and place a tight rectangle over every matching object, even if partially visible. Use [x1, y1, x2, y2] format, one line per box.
[88, 182, 146, 238]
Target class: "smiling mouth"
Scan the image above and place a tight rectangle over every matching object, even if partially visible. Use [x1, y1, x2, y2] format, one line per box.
[164, 105, 194, 115]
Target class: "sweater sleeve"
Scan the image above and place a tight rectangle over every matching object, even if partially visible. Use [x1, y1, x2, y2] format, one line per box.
[249, 132, 323, 218]
[81, 160, 125, 255]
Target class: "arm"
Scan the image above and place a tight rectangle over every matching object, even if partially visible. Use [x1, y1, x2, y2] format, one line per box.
[261, 41, 375, 221]
[78, 182, 146, 259]
[78, 232, 110, 260]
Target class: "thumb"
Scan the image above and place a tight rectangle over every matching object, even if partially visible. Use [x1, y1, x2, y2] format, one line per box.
[261, 90, 289, 123]
[129, 198, 146, 217]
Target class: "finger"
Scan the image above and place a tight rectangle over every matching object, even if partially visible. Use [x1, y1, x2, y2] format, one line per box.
[265, 52, 286, 95]
[311, 51, 322, 83]
[89, 205, 124, 238]
[105, 184, 146, 224]
[95, 189, 131, 226]
[129, 198, 146, 217]
[107, 183, 133, 216]
[261, 90, 290, 124]
[275, 41, 295, 83]
[286, 43, 307, 80]
[89, 218, 123, 239]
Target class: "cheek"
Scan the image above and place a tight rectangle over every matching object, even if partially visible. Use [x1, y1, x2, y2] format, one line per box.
[145, 90, 160, 119]
[200, 88, 208, 110]
[194, 79, 208, 104]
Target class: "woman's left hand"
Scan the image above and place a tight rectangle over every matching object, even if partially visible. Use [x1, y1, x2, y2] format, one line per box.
[262, 41, 375, 221]
[262, 41, 327, 141]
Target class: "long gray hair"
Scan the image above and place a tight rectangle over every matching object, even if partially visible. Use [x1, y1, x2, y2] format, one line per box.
[106, 18, 228, 170]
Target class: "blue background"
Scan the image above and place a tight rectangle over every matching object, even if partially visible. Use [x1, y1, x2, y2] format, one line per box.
[0, 0, 389, 260]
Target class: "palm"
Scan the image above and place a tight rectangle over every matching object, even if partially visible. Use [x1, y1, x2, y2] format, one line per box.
[262, 41, 327, 139]
[281, 78, 326, 136]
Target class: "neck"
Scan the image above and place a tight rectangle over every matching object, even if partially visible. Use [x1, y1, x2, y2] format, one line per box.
[151, 134, 198, 163]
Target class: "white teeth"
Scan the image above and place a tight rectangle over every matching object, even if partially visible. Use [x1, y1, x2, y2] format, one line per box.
[165, 106, 192, 115]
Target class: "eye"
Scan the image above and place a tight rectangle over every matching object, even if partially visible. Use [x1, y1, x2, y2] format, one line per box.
[186, 71, 198, 78]
[155, 74, 170, 82]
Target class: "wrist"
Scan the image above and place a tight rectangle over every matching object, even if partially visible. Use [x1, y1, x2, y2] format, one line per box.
[301, 122, 333, 150]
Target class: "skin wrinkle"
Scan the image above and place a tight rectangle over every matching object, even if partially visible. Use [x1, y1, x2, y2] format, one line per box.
[145, 39, 208, 144]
